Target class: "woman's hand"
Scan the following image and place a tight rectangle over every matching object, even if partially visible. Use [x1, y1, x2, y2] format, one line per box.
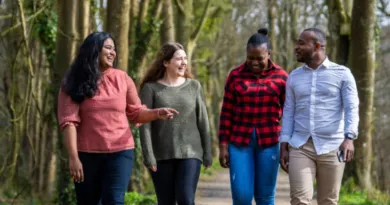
[219, 144, 229, 168]
[69, 157, 84, 183]
[203, 165, 211, 170]
[148, 165, 157, 172]
[280, 142, 289, 173]
[157, 108, 179, 120]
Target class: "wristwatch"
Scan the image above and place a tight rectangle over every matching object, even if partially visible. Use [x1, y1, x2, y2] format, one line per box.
[344, 133, 356, 140]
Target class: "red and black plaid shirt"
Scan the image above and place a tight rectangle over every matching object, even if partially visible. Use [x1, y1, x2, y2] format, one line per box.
[218, 60, 288, 147]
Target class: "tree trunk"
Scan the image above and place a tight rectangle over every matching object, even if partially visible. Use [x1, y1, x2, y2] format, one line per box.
[174, 0, 192, 46]
[132, 0, 163, 77]
[267, 0, 278, 63]
[107, 0, 130, 71]
[280, 2, 290, 71]
[90, 0, 98, 31]
[181, 0, 210, 75]
[78, 0, 90, 42]
[327, 0, 352, 65]
[160, 0, 175, 44]
[288, 1, 300, 70]
[350, 0, 376, 191]
[54, 0, 78, 82]
[128, 0, 139, 59]
[99, 0, 106, 31]
[54, 0, 78, 203]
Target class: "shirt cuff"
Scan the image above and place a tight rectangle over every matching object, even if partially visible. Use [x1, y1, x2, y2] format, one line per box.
[60, 121, 79, 131]
[279, 135, 291, 143]
[127, 105, 147, 124]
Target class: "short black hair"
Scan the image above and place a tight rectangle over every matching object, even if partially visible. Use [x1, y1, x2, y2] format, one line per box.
[247, 28, 271, 50]
[304, 28, 326, 46]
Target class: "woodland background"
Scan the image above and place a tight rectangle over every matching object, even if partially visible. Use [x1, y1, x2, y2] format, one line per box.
[0, 0, 389, 204]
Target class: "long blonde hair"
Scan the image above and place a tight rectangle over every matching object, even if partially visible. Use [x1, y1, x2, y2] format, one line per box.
[139, 42, 193, 90]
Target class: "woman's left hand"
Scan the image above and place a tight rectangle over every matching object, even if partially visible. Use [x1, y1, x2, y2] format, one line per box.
[157, 108, 179, 120]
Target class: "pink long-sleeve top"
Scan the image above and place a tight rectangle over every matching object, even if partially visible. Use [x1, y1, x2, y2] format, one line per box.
[57, 68, 146, 153]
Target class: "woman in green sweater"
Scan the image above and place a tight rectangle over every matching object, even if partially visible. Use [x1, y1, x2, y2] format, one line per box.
[139, 42, 212, 205]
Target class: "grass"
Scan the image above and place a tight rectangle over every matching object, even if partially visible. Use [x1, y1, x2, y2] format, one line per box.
[124, 192, 157, 205]
[199, 158, 224, 180]
[339, 179, 390, 205]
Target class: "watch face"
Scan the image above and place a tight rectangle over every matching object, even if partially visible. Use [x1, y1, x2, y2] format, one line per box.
[346, 133, 355, 139]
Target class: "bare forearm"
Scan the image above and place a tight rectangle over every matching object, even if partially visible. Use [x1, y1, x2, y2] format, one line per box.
[62, 125, 78, 159]
[136, 109, 159, 123]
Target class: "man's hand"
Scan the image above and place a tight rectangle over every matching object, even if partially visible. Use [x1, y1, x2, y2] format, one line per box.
[219, 144, 229, 168]
[280, 142, 289, 173]
[339, 139, 354, 162]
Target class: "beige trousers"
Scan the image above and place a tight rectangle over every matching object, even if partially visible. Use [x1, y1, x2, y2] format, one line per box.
[288, 138, 345, 205]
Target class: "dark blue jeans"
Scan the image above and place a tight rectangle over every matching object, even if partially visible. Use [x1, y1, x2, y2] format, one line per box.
[74, 149, 134, 205]
[229, 129, 280, 205]
[150, 158, 201, 205]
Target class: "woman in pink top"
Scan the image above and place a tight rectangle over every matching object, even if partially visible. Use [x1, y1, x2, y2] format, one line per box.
[57, 32, 178, 205]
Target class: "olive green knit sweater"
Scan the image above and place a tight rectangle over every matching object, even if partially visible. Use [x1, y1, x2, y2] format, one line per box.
[139, 79, 212, 167]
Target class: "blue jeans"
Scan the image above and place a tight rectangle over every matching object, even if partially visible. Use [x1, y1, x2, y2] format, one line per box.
[150, 158, 201, 205]
[74, 149, 134, 205]
[229, 129, 280, 205]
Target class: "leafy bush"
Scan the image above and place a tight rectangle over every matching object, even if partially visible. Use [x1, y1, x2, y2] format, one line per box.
[124, 192, 157, 205]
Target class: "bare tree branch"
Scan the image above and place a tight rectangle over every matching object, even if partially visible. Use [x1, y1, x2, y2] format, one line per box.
[190, 0, 211, 40]
[378, 0, 390, 16]
[136, 0, 149, 37]
[0, 14, 12, 20]
[0, 6, 45, 37]
[17, 0, 34, 77]
[335, 0, 349, 22]
[174, 0, 186, 15]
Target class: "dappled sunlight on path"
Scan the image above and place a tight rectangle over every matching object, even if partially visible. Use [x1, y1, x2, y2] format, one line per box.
[196, 170, 318, 205]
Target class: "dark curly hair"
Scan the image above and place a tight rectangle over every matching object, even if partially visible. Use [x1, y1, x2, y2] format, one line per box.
[62, 32, 117, 103]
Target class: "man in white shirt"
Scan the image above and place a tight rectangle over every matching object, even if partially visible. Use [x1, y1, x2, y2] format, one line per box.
[280, 28, 359, 205]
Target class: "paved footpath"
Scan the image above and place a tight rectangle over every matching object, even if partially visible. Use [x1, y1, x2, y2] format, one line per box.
[196, 169, 318, 205]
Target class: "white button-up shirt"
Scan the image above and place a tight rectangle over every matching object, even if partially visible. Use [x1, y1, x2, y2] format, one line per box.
[280, 58, 359, 155]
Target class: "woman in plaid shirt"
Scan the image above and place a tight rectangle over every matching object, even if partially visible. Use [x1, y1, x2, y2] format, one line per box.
[218, 28, 288, 205]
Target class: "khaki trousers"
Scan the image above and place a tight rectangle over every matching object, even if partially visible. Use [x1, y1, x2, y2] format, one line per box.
[288, 138, 345, 205]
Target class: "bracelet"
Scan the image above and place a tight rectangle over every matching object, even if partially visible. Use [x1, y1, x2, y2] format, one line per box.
[157, 109, 161, 118]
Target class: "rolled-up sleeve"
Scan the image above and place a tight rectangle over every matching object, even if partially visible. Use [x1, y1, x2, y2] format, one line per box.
[126, 75, 146, 124]
[57, 88, 80, 131]
[341, 69, 359, 137]
[218, 73, 235, 145]
[280, 75, 295, 142]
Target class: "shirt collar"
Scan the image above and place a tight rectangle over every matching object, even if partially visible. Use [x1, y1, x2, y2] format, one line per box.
[304, 57, 330, 70]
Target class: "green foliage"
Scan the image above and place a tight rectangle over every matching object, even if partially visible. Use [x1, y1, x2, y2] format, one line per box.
[53, 180, 77, 205]
[32, 9, 57, 64]
[124, 192, 157, 205]
[129, 126, 152, 192]
[339, 178, 390, 205]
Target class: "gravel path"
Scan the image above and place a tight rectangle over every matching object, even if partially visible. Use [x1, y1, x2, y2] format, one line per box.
[196, 169, 318, 205]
